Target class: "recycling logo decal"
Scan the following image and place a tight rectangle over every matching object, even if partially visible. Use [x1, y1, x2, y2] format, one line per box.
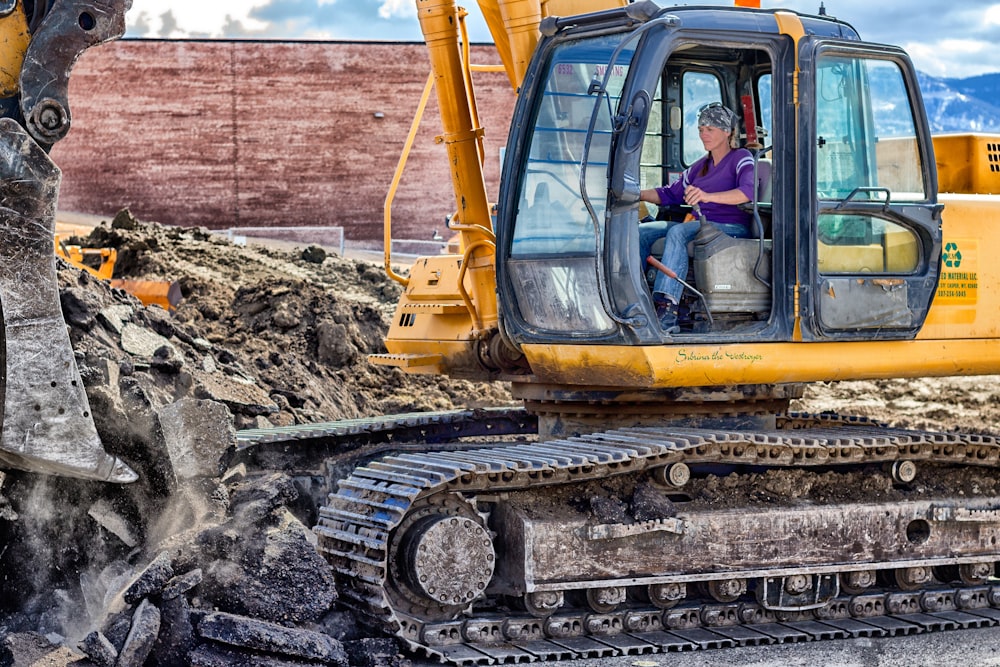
[943, 242, 962, 268]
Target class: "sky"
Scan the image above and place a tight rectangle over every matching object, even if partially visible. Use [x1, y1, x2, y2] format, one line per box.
[125, 1, 1000, 79]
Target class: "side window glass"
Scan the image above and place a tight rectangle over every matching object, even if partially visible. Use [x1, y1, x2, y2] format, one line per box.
[682, 71, 722, 165]
[817, 213, 920, 274]
[756, 74, 772, 144]
[512, 40, 631, 257]
[815, 56, 926, 200]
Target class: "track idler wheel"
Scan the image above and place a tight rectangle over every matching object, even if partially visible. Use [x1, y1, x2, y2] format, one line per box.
[646, 582, 686, 609]
[893, 566, 934, 591]
[959, 562, 994, 585]
[388, 495, 495, 621]
[936, 562, 995, 586]
[523, 591, 564, 617]
[585, 586, 627, 613]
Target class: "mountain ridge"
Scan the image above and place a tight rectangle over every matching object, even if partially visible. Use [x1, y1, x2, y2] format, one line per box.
[919, 71, 1000, 133]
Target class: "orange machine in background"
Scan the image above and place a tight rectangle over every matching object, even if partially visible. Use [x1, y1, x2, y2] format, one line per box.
[56, 235, 182, 311]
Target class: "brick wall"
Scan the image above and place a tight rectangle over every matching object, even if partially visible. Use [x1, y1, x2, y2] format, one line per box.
[51, 39, 516, 244]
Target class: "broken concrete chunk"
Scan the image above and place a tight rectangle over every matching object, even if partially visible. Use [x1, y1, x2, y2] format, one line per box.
[316, 320, 357, 366]
[87, 498, 139, 548]
[189, 644, 324, 667]
[343, 638, 407, 667]
[116, 599, 161, 667]
[97, 304, 134, 334]
[61, 286, 103, 329]
[196, 506, 337, 624]
[197, 611, 347, 664]
[151, 594, 196, 667]
[123, 551, 175, 605]
[221, 463, 247, 484]
[196, 372, 278, 416]
[2, 633, 83, 667]
[79, 630, 118, 667]
[230, 472, 298, 512]
[101, 610, 133, 652]
[121, 321, 175, 358]
[156, 398, 235, 481]
[192, 336, 212, 352]
[162, 567, 203, 600]
[202, 354, 217, 373]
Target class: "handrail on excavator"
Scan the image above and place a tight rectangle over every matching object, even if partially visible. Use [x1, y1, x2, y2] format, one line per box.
[457, 238, 497, 331]
[382, 59, 504, 287]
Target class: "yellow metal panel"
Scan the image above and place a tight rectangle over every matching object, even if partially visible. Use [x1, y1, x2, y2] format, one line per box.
[540, 0, 627, 16]
[933, 134, 1000, 195]
[522, 339, 1000, 389]
[404, 255, 468, 301]
[816, 232, 918, 274]
[884, 228, 918, 272]
[920, 194, 1000, 339]
[817, 243, 884, 273]
[0, 1, 29, 97]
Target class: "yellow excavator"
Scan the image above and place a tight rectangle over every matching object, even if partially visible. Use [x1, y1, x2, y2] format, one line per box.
[314, 0, 1000, 661]
[371, 0, 999, 428]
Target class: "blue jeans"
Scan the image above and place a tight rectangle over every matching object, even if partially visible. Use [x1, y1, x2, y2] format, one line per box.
[638, 220, 751, 304]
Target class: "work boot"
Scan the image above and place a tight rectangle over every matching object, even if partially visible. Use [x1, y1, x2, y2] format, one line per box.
[653, 294, 679, 333]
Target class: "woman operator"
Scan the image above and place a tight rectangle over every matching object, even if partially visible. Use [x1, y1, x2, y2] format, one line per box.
[638, 103, 756, 332]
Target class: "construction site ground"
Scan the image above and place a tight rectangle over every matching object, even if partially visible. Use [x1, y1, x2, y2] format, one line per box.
[1, 209, 998, 666]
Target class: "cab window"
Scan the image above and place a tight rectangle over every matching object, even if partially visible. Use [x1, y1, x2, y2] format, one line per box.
[682, 71, 723, 164]
[815, 56, 926, 200]
[817, 213, 920, 274]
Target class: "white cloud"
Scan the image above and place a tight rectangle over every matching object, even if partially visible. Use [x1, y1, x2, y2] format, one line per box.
[903, 39, 995, 79]
[984, 4, 1000, 26]
[119, 0, 1000, 78]
[127, 0, 271, 37]
[378, 0, 417, 20]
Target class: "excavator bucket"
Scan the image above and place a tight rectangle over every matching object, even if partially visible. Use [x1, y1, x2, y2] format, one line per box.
[0, 119, 136, 482]
[110, 279, 183, 311]
[56, 237, 183, 311]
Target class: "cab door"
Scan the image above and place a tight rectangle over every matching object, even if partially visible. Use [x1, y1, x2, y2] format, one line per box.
[797, 40, 942, 340]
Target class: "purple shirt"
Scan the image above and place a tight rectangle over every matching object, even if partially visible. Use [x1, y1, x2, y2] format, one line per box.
[654, 148, 755, 227]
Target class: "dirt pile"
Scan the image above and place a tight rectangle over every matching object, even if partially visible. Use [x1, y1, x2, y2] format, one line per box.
[792, 376, 1000, 433]
[75, 208, 513, 428]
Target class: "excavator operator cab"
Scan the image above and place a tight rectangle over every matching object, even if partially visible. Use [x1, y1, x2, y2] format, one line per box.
[495, 4, 941, 349]
[638, 49, 776, 333]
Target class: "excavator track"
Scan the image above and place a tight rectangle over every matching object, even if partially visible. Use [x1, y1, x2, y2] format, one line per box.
[311, 414, 1000, 664]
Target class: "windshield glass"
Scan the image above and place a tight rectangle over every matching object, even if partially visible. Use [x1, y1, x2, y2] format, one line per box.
[510, 34, 632, 257]
[506, 33, 633, 334]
